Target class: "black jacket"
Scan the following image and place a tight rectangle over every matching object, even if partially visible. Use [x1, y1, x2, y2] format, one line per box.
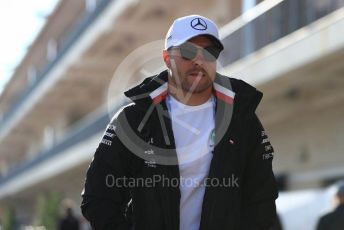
[316, 204, 344, 230]
[81, 70, 278, 230]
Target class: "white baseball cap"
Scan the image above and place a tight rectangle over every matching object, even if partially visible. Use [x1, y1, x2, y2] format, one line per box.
[165, 15, 224, 51]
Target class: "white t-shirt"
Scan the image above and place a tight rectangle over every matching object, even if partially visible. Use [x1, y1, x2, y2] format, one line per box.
[167, 95, 215, 230]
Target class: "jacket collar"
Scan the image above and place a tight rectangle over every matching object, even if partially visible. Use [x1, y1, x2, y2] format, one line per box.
[124, 70, 241, 109]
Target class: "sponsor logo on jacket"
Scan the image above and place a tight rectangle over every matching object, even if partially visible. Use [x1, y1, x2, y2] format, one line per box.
[101, 125, 117, 146]
[261, 130, 274, 160]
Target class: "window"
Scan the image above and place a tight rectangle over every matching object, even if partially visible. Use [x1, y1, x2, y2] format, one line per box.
[242, 0, 257, 13]
[47, 39, 57, 61]
[86, 0, 97, 12]
[43, 126, 55, 149]
[27, 66, 37, 86]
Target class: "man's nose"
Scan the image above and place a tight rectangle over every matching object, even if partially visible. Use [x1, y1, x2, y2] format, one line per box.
[193, 49, 205, 65]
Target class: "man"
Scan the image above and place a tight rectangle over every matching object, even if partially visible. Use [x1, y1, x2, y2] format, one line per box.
[81, 15, 278, 229]
[316, 182, 344, 230]
[59, 207, 80, 230]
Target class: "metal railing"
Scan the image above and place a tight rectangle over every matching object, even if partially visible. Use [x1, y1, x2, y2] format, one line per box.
[219, 0, 344, 66]
[0, 105, 121, 185]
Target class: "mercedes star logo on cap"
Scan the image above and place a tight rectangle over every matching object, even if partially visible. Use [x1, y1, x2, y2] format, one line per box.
[190, 18, 207, 30]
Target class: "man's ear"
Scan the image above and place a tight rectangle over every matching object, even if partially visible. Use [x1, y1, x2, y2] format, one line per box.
[162, 50, 171, 69]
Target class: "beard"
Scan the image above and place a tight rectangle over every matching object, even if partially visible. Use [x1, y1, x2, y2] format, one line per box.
[171, 67, 214, 94]
[181, 75, 213, 93]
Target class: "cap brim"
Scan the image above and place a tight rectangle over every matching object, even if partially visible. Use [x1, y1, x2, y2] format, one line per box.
[180, 34, 224, 51]
[204, 34, 224, 51]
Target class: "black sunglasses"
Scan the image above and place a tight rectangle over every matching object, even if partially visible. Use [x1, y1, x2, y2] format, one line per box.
[169, 43, 222, 62]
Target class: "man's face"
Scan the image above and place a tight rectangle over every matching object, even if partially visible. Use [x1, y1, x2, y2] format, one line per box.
[165, 36, 218, 95]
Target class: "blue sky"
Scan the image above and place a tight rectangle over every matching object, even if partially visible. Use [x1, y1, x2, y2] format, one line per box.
[0, 0, 59, 95]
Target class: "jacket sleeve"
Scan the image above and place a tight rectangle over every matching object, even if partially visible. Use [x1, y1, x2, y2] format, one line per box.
[315, 215, 327, 230]
[241, 113, 279, 229]
[81, 115, 132, 230]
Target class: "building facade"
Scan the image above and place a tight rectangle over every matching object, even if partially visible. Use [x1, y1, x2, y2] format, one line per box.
[0, 0, 343, 227]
